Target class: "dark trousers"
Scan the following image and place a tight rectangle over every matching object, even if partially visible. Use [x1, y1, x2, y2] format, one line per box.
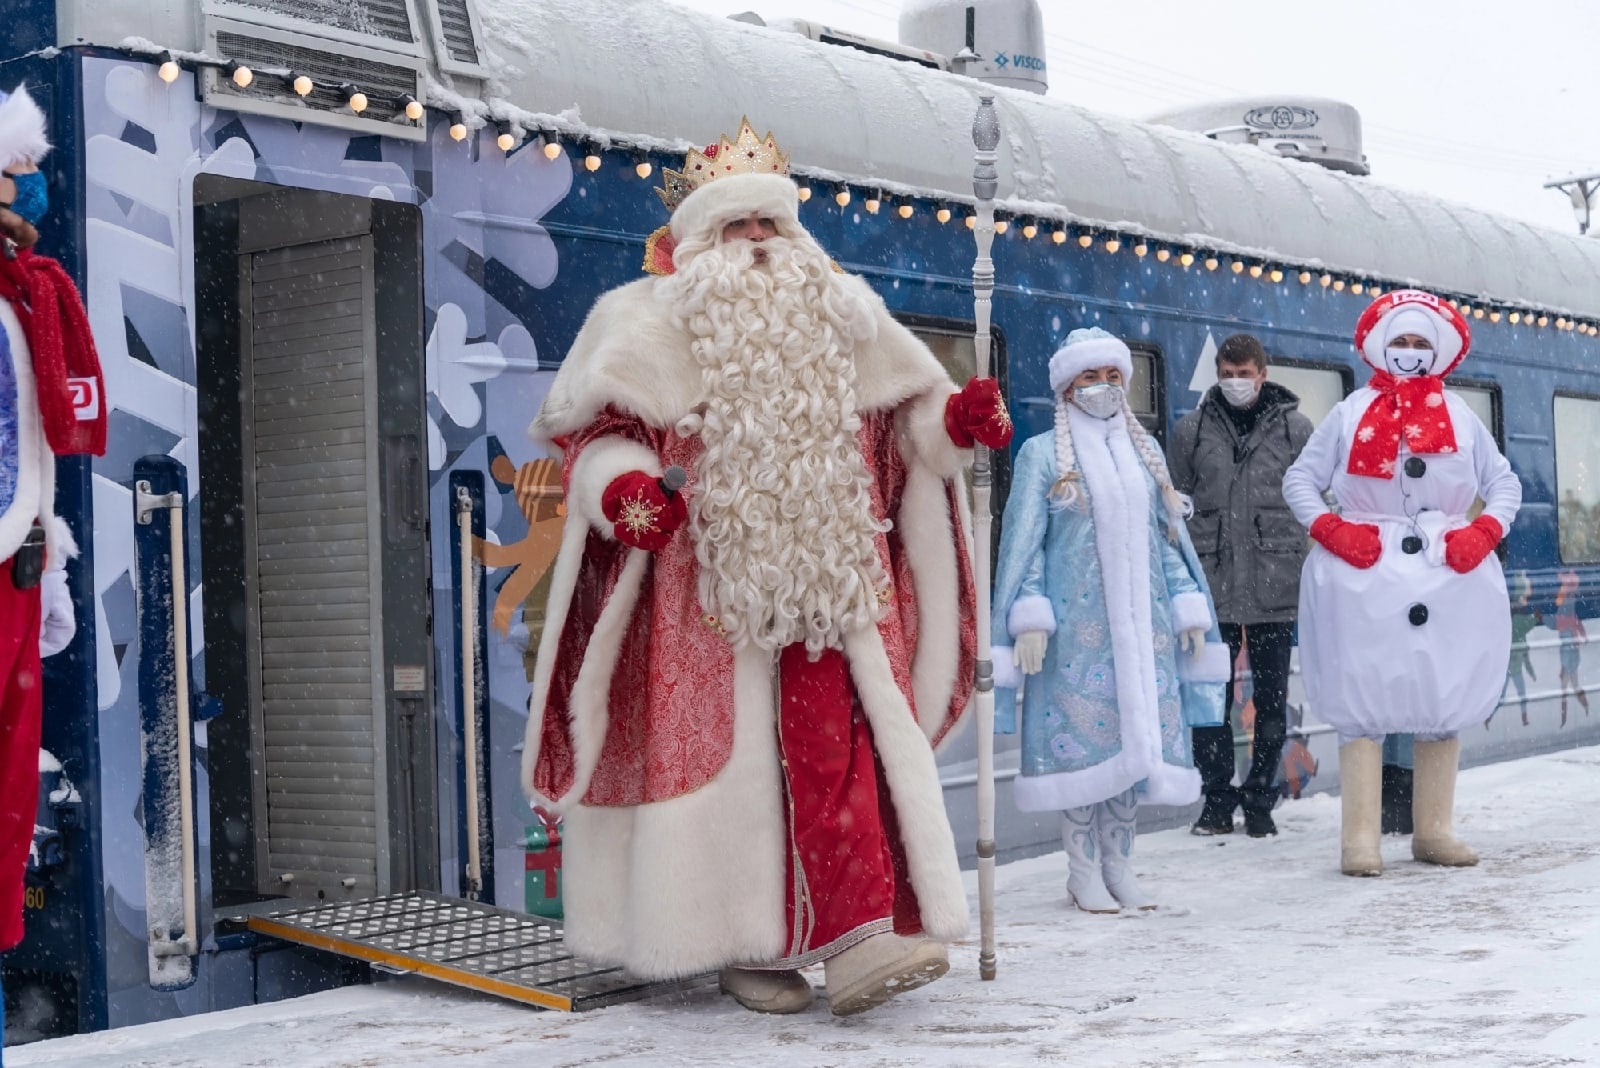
[1192, 621, 1294, 817]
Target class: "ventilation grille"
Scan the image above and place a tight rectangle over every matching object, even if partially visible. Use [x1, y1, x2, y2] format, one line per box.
[434, 0, 480, 64]
[216, 31, 420, 124]
[222, 0, 415, 44]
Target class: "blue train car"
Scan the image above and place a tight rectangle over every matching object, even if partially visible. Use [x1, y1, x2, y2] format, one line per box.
[4, 0, 1600, 1043]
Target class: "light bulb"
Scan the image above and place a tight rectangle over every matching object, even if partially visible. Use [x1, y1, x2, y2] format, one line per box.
[1351, 282, 1364, 295]
[1298, 271, 1311, 284]
[584, 151, 602, 172]
[1022, 221, 1038, 239]
[1078, 233, 1094, 248]
[1320, 273, 1332, 287]
[1155, 247, 1170, 262]
[1052, 229, 1067, 244]
[158, 52, 180, 83]
[1370, 287, 1383, 298]
[1538, 315, 1550, 327]
[1473, 307, 1484, 319]
[635, 160, 653, 179]
[898, 203, 914, 219]
[1509, 311, 1521, 325]
[936, 206, 951, 224]
[228, 61, 253, 88]
[1104, 237, 1120, 253]
[1230, 260, 1245, 275]
[1269, 268, 1284, 283]
[796, 185, 812, 202]
[994, 218, 1009, 234]
[1205, 256, 1219, 271]
[449, 118, 468, 142]
[544, 139, 562, 160]
[403, 96, 423, 121]
[1489, 310, 1501, 323]
[1333, 279, 1345, 291]
[1179, 252, 1195, 268]
[966, 215, 976, 229]
[865, 195, 881, 214]
[835, 189, 851, 207]
[1133, 241, 1148, 257]
[497, 131, 515, 151]
[1248, 263, 1264, 278]
[346, 88, 368, 114]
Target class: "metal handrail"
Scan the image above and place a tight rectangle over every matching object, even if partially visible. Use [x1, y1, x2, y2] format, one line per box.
[456, 486, 483, 899]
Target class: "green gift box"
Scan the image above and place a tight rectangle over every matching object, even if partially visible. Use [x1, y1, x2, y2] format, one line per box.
[525, 809, 563, 920]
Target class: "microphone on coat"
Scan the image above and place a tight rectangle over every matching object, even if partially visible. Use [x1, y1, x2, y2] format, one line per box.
[659, 465, 688, 498]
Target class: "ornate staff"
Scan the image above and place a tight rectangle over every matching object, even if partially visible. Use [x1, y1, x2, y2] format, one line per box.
[970, 92, 1000, 982]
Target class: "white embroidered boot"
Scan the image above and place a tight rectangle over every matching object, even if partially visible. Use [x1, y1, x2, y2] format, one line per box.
[1062, 806, 1120, 913]
[1097, 789, 1156, 910]
[1339, 738, 1383, 877]
[1411, 737, 1479, 867]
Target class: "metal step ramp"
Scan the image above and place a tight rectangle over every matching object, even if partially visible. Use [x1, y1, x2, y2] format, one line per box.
[246, 891, 712, 1011]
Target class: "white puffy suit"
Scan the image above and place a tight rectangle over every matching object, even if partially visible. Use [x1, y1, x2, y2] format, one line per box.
[1283, 390, 1521, 738]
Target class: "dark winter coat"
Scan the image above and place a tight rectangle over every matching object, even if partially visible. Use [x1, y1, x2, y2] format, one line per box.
[1168, 381, 1314, 625]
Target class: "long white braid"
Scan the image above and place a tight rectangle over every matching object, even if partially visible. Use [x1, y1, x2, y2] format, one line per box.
[1049, 394, 1191, 541]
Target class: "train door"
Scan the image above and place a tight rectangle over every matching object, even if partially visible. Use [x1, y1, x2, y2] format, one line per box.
[195, 177, 435, 908]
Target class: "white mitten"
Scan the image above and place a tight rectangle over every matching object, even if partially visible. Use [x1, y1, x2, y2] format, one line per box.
[1015, 630, 1049, 676]
[39, 566, 76, 658]
[1178, 627, 1205, 657]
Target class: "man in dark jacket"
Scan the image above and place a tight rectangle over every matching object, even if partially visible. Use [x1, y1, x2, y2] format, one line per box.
[1169, 334, 1313, 837]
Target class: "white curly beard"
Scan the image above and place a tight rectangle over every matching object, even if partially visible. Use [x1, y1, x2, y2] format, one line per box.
[658, 232, 888, 656]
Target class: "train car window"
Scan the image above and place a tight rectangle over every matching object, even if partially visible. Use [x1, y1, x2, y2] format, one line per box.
[894, 313, 1012, 509]
[1267, 361, 1351, 429]
[1126, 344, 1164, 445]
[1450, 381, 1503, 447]
[1554, 393, 1600, 564]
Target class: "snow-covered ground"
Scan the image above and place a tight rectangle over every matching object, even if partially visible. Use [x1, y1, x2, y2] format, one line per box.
[16, 746, 1600, 1067]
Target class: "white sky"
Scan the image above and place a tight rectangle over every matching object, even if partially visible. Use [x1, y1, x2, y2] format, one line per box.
[664, 0, 1600, 236]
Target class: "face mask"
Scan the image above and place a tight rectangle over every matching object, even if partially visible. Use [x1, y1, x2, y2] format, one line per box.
[1384, 345, 1433, 377]
[2, 171, 47, 226]
[1218, 378, 1261, 407]
[1072, 382, 1124, 420]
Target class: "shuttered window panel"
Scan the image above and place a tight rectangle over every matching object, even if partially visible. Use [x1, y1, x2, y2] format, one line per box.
[245, 235, 383, 901]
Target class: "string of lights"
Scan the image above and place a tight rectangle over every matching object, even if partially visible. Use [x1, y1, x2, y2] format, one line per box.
[135, 46, 1600, 340]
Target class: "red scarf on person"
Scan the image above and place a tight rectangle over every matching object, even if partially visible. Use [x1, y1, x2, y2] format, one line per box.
[1346, 370, 1456, 479]
[0, 246, 106, 457]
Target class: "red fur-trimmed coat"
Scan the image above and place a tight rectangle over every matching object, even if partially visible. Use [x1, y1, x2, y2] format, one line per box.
[522, 274, 978, 978]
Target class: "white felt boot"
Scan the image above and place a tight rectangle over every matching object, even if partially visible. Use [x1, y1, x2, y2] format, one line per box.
[1411, 737, 1479, 867]
[718, 967, 814, 1014]
[1339, 738, 1383, 877]
[823, 933, 948, 1017]
[1097, 789, 1156, 910]
[1062, 806, 1120, 913]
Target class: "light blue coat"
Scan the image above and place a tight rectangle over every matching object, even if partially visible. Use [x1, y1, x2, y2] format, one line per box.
[992, 428, 1228, 812]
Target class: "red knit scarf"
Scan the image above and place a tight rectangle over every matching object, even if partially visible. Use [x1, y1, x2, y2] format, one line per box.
[1346, 370, 1456, 479]
[0, 247, 106, 457]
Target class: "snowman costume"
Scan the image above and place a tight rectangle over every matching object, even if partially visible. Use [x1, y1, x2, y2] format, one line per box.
[1282, 290, 1520, 875]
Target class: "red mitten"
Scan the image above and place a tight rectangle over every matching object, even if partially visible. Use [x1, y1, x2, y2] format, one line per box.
[601, 471, 688, 552]
[1443, 515, 1503, 574]
[1310, 513, 1382, 570]
[944, 377, 1014, 450]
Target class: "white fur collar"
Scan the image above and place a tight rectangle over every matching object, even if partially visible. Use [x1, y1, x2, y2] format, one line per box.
[531, 273, 952, 445]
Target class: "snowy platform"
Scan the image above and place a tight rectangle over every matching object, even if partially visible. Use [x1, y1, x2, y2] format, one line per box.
[15, 746, 1600, 1067]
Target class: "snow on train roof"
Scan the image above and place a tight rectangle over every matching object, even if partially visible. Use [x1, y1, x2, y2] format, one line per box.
[477, 0, 1600, 320]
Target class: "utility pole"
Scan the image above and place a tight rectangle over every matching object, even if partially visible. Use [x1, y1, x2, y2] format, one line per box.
[1544, 172, 1600, 235]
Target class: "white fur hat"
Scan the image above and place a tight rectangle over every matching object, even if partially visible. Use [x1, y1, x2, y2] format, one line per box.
[1048, 327, 1133, 394]
[669, 172, 800, 246]
[0, 85, 50, 171]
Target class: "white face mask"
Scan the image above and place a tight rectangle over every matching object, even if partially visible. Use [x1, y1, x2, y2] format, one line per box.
[1218, 378, 1261, 407]
[1384, 345, 1434, 377]
[1072, 382, 1125, 420]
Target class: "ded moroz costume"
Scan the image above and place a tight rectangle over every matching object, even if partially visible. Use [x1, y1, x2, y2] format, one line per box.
[0, 83, 106, 958]
[522, 120, 1013, 1015]
[1283, 289, 1520, 876]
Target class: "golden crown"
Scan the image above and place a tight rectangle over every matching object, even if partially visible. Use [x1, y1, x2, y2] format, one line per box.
[657, 118, 790, 213]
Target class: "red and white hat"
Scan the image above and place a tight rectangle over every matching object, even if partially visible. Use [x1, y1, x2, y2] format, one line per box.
[1353, 289, 1470, 378]
[0, 84, 50, 171]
